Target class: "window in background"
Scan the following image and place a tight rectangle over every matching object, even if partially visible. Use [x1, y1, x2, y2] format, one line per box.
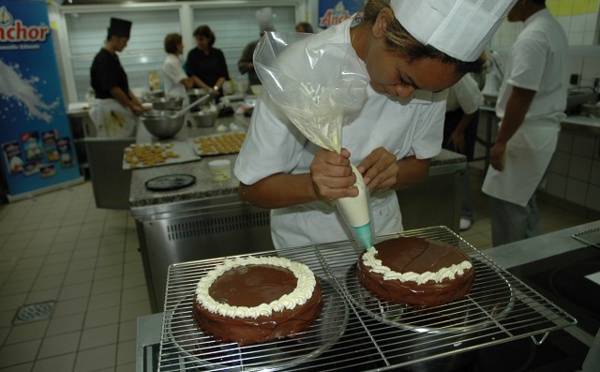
[191, 5, 297, 85]
[65, 10, 181, 101]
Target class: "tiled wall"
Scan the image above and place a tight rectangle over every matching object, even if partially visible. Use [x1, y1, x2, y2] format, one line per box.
[493, 0, 600, 47]
[545, 128, 600, 214]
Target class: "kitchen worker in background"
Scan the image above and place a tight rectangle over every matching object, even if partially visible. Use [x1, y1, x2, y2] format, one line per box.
[295, 22, 314, 33]
[482, 0, 569, 246]
[443, 73, 484, 232]
[186, 25, 230, 100]
[89, 17, 146, 138]
[238, 8, 274, 89]
[235, 0, 517, 249]
[162, 33, 203, 105]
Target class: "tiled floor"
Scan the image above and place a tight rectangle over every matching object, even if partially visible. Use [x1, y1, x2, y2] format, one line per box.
[0, 182, 150, 372]
[0, 173, 595, 372]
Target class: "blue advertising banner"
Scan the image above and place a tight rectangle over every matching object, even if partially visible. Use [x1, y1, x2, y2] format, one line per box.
[318, 0, 363, 30]
[0, 0, 82, 200]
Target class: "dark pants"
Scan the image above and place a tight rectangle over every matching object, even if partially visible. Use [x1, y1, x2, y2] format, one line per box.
[442, 109, 479, 220]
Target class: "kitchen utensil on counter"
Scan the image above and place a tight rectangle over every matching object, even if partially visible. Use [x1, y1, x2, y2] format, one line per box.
[172, 94, 211, 118]
[150, 97, 183, 110]
[191, 110, 217, 127]
[156, 226, 578, 372]
[187, 89, 210, 112]
[145, 174, 196, 191]
[140, 110, 185, 139]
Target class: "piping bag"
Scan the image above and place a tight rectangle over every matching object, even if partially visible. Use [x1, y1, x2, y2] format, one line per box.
[254, 31, 374, 250]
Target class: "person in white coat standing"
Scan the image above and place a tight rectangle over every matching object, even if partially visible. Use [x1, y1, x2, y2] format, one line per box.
[482, 0, 569, 246]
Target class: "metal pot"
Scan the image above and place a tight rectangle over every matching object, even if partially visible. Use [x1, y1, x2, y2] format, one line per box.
[187, 89, 210, 112]
[141, 110, 185, 139]
[151, 97, 184, 111]
[191, 110, 217, 127]
[143, 90, 165, 102]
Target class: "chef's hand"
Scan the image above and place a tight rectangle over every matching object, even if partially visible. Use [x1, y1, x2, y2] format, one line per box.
[490, 142, 506, 171]
[130, 104, 145, 116]
[309, 148, 358, 202]
[447, 130, 466, 154]
[357, 147, 399, 191]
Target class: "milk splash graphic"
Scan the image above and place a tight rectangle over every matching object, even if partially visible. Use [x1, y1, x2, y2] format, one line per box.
[0, 58, 59, 123]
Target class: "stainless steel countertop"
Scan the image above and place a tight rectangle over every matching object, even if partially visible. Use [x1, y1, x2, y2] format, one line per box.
[483, 220, 600, 346]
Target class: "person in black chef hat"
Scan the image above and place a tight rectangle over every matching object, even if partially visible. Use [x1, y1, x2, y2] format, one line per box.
[89, 17, 148, 137]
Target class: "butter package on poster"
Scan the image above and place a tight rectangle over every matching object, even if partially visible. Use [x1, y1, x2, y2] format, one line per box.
[40, 164, 56, 178]
[56, 137, 74, 168]
[3, 141, 24, 174]
[42, 130, 59, 162]
[20, 131, 43, 162]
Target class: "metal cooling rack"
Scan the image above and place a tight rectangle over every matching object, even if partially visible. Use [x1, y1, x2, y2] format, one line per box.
[158, 226, 577, 371]
[572, 226, 600, 248]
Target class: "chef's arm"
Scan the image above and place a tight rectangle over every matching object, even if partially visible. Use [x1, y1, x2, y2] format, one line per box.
[393, 156, 429, 190]
[490, 86, 535, 171]
[496, 86, 535, 144]
[239, 173, 318, 209]
[109, 86, 144, 116]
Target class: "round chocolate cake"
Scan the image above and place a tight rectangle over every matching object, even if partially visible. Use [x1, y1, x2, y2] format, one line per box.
[193, 256, 323, 345]
[357, 237, 474, 307]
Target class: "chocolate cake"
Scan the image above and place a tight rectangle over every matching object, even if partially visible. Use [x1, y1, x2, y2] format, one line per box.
[358, 237, 474, 307]
[193, 256, 323, 345]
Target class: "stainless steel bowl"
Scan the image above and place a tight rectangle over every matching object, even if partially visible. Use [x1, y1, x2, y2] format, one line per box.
[151, 97, 184, 110]
[191, 110, 217, 127]
[187, 89, 210, 112]
[141, 110, 185, 139]
[143, 90, 165, 101]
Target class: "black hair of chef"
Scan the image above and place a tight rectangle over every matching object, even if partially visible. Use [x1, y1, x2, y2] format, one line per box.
[193, 25, 215, 47]
[107, 17, 132, 40]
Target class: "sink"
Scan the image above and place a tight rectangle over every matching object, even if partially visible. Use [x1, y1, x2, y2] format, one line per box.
[566, 91, 598, 113]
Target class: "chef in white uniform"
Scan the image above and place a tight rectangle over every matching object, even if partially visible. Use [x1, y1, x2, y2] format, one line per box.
[235, 0, 517, 249]
[482, 0, 569, 246]
[162, 33, 204, 106]
[89, 18, 146, 138]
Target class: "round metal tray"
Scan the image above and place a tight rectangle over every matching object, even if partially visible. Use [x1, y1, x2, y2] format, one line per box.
[344, 259, 515, 334]
[164, 279, 348, 371]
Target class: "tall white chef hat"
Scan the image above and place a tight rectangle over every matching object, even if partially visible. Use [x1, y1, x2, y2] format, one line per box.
[256, 7, 274, 33]
[390, 0, 517, 62]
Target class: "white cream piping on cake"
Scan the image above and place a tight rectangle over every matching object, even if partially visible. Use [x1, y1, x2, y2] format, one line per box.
[362, 247, 472, 285]
[195, 256, 317, 319]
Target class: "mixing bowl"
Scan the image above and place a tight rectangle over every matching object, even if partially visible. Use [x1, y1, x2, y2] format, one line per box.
[187, 89, 211, 112]
[151, 97, 184, 110]
[141, 110, 185, 139]
[191, 110, 217, 127]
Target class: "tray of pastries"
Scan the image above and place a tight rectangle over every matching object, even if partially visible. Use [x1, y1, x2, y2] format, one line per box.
[122, 142, 200, 170]
[190, 132, 246, 156]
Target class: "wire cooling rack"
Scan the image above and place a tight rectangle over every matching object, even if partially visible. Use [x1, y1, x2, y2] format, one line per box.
[158, 226, 577, 371]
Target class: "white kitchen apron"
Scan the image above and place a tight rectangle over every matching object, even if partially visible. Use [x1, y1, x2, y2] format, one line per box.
[89, 99, 138, 138]
[482, 117, 561, 207]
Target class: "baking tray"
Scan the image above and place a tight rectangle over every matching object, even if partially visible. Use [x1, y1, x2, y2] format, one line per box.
[572, 226, 600, 248]
[122, 141, 200, 170]
[189, 131, 246, 156]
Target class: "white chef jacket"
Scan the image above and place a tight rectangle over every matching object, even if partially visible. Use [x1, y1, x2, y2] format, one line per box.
[234, 17, 447, 249]
[162, 54, 188, 103]
[445, 74, 483, 114]
[482, 9, 568, 206]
